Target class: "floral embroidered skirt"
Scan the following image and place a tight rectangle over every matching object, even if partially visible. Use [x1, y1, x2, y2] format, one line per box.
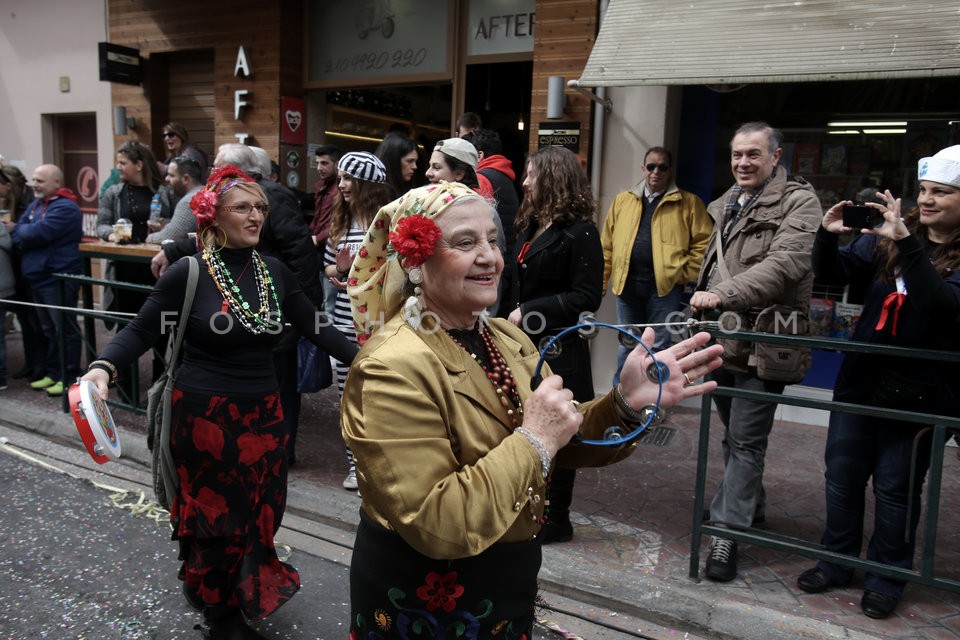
[169, 388, 300, 620]
[350, 511, 541, 640]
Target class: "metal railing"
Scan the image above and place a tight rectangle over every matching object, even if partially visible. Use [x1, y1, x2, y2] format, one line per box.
[54, 272, 156, 415]
[689, 328, 960, 594]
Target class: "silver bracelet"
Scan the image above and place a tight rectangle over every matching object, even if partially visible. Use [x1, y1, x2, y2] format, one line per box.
[614, 383, 644, 423]
[515, 428, 551, 479]
[613, 384, 666, 429]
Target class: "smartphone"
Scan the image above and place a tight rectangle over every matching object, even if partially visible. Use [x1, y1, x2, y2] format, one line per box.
[842, 204, 885, 229]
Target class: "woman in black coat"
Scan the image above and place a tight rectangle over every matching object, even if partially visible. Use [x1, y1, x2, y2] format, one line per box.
[500, 146, 604, 544]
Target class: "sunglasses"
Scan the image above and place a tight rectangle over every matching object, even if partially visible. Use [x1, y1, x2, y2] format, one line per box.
[646, 163, 670, 172]
[162, 132, 178, 138]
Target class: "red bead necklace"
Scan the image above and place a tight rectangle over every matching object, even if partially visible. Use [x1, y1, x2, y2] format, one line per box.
[448, 325, 523, 427]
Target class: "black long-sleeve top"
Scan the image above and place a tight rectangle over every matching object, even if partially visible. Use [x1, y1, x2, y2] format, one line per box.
[100, 248, 356, 394]
[812, 228, 960, 415]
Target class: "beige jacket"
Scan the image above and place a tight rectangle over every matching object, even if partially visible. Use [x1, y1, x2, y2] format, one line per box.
[700, 166, 821, 378]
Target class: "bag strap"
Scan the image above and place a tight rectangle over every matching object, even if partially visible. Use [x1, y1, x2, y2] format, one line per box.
[713, 228, 734, 283]
[166, 256, 199, 380]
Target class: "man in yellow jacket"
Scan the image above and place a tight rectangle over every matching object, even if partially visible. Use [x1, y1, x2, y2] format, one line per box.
[601, 147, 713, 384]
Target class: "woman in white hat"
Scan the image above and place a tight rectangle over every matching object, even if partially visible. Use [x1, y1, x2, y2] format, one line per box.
[425, 137, 493, 199]
[323, 151, 394, 489]
[796, 145, 960, 619]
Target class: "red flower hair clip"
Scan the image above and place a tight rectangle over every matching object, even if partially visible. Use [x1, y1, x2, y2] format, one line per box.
[389, 214, 442, 268]
[190, 189, 219, 227]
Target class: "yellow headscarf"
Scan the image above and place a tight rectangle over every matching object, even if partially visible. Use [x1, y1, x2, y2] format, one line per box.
[347, 181, 480, 344]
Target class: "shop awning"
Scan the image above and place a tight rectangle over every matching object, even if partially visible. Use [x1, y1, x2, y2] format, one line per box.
[573, 0, 960, 88]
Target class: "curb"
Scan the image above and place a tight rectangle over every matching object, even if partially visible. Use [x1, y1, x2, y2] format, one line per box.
[2, 400, 881, 640]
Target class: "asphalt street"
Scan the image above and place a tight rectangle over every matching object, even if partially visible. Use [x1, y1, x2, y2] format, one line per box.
[0, 423, 711, 640]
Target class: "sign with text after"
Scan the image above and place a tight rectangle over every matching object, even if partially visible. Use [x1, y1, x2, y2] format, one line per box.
[538, 122, 581, 153]
[467, 0, 535, 57]
[308, 0, 450, 87]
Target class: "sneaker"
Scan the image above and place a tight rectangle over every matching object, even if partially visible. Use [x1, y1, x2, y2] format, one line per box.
[45, 381, 65, 396]
[30, 376, 55, 390]
[705, 536, 738, 582]
[342, 466, 358, 490]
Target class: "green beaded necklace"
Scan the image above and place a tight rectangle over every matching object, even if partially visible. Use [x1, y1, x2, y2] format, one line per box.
[204, 247, 283, 334]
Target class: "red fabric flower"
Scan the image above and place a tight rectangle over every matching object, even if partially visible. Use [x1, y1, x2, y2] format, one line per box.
[389, 214, 441, 267]
[416, 570, 464, 612]
[190, 189, 218, 227]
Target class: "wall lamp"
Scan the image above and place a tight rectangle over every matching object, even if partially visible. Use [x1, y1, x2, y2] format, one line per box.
[113, 106, 136, 136]
[547, 76, 566, 119]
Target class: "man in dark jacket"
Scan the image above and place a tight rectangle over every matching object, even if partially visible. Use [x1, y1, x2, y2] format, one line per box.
[8, 165, 83, 396]
[462, 129, 520, 258]
[151, 144, 331, 465]
[691, 122, 821, 582]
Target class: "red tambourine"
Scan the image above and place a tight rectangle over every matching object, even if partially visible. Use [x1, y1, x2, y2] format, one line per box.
[69, 380, 122, 464]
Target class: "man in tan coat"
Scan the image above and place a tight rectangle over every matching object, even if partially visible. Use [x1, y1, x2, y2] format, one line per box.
[690, 122, 821, 583]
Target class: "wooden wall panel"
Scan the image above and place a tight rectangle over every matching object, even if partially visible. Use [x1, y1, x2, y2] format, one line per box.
[529, 0, 598, 165]
[108, 0, 304, 164]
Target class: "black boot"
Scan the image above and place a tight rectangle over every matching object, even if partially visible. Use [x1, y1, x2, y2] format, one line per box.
[541, 467, 575, 544]
[197, 606, 268, 640]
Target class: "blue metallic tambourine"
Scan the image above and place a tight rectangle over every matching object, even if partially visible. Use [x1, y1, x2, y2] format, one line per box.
[531, 316, 670, 447]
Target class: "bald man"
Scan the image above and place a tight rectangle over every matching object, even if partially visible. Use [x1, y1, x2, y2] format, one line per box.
[9, 164, 83, 396]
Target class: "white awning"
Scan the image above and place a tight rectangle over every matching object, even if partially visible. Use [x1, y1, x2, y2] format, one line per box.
[574, 0, 960, 87]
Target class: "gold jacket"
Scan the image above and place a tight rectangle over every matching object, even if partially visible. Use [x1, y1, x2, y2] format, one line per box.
[341, 315, 635, 560]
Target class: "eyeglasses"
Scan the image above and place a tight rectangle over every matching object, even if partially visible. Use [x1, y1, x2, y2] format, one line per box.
[162, 132, 178, 138]
[646, 163, 670, 172]
[222, 203, 270, 215]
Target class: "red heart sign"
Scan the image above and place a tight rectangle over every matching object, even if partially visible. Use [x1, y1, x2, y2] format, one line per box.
[285, 110, 302, 132]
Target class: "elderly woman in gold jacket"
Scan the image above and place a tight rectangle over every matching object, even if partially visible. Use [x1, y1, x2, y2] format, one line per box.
[341, 181, 723, 640]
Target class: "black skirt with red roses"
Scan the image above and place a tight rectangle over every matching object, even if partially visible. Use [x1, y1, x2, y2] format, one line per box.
[168, 387, 300, 620]
[350, 510, 540, 640]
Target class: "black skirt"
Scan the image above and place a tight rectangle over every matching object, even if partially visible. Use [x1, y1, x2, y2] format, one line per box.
[350, 510, 541, 640]
[170, 388, 299, 619]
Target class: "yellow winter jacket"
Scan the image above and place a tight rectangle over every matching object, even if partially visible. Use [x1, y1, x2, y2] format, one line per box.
[601, 181, 713, 297]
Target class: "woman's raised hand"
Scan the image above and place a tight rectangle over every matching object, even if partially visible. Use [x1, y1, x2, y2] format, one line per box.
[821, 200, 852, 234]
[619, 328, 724, 411]
[866, 189, 909, 241]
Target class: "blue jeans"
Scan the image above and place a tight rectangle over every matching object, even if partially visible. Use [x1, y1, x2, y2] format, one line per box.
[322, 277, 338, 317]
[815, 411, 936, 599]
[613, 282, 684, 385]
[31, 279, 82, 382]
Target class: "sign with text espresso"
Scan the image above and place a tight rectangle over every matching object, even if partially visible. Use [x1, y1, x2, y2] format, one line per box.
[307, 0, 451, 87]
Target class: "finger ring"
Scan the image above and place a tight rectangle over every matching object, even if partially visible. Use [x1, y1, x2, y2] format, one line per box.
[570, 400, 580, 408]
[683, 372, 693, 386]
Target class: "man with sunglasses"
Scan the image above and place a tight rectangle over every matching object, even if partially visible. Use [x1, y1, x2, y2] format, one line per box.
[601, 146, 712, 384]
